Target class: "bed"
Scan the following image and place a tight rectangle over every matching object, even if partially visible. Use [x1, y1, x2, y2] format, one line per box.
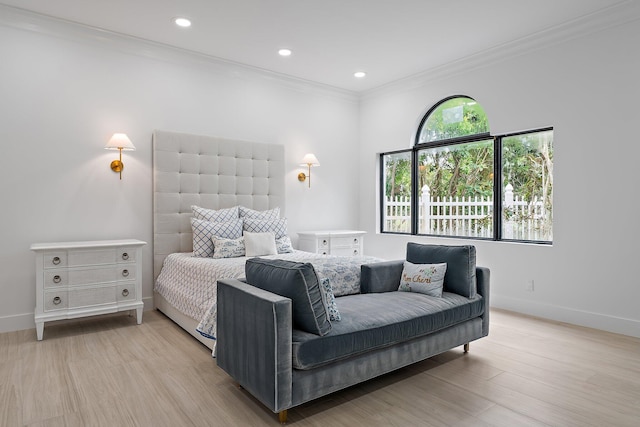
[152, 130, 380, 350]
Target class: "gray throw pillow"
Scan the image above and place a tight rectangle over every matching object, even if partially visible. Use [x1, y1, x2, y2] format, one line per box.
[406, 243, 477, 298]
[245, 258, 332, 336]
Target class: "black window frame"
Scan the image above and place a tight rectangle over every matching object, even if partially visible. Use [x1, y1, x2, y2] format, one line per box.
[380, 96, 552, 244]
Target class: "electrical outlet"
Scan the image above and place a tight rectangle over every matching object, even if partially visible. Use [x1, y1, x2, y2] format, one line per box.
[525, 279, 534, 292]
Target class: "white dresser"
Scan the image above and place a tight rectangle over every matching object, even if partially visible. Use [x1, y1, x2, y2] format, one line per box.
[297, 230, 365, 257]
[31, 239, 146, 340]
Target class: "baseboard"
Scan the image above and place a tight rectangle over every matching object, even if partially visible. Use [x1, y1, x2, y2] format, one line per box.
[0, 296, 155, 334]
[492, 295, 640, 338]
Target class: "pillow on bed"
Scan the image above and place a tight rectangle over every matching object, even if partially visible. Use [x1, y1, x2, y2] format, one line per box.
[276, 235, 294, 254]
[244, 232, 277, 257]
[192, 205, 239, 222]
[398, 261, 447, 297]
[191, 218, 243, 257]
[212, 236, 246, 259]
[245, 258, 331, 336]
[239, 206, 280, 220]
[243, 218, 288, 239]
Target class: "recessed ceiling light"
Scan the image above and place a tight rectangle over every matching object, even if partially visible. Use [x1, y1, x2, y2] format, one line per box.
[354, 71, 367, 78]
[278, 48, 292, 57]
[174, 17, 192, 28]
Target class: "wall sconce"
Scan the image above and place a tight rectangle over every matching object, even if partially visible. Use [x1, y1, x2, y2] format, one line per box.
[297, 153, 320, 188]
[104, 133, 135, 180]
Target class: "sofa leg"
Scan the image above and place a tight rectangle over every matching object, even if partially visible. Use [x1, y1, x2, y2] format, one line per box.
[278, 410, 288, 424]
[463, 343, 470, 353]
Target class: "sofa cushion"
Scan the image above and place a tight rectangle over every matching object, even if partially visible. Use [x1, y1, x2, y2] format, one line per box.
[406, 243, 477, 298]
[399, 261, 447, 297]
[245, 258, 331, 336]
[291, 291, 484, 370]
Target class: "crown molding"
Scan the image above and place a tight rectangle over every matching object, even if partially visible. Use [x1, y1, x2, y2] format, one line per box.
[361, 0, 640, 100]
[0, 4, 359, 103]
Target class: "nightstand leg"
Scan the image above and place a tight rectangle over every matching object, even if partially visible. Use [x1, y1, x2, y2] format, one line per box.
[36, 322, 44, 341]
[136, 307, 143, 324]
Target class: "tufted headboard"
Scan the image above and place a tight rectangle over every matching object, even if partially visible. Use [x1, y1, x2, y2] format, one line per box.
[153, 130, 285, 279]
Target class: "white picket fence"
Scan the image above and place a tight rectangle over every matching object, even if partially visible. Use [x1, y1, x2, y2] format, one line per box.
[385, 184, 551, 240]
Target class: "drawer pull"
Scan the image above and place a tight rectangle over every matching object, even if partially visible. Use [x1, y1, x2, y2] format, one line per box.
[122, 252, 129, 260]
[122, 269, 129, 277]
[322, 251, 328, 255]
[53, 296, 62, 305]
[354, 238, 359, 244]
[322, 239, 328, 245]
[353, 249, 359, 255]
[122, 289, 129, 297]
[52, 275, 61, 284]
[52, 256, 61, 265]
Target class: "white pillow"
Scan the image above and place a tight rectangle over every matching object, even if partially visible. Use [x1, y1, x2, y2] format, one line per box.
[239, 206, 280, 220]
[212, 236, 245, 259]
[398, 261, 447, 297]
[244, 232, 277, 257]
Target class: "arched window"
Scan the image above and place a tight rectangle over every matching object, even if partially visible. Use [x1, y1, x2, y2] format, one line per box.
[380, 95, 553, 243]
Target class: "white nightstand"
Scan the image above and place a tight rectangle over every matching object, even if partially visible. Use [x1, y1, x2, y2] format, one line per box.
[31, 239, 146, 340]
[297, 230, 365, 257]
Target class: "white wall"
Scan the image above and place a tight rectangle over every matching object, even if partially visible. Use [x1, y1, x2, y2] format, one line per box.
[359, 19, 640, 337]
[0, 9, 360, 333]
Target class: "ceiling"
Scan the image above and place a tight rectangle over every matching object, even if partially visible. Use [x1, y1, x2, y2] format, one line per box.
[0, 0, 630, 92]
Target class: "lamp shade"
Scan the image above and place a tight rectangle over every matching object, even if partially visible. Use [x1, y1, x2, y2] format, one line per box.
[105, 133, 136, 151]
[300, 153, 320, 167]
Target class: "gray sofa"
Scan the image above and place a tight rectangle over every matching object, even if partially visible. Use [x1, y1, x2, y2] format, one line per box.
[216, 243, 490, 423]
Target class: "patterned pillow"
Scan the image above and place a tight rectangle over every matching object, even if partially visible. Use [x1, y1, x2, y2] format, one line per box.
[192, 205, 239, 222]
[319, 277, 341, 321]
[239, 206, 280, 220]
[244, 232, 278, 257]
[276, 235, 294, 254]
[398, 261, 447, 297]
[212, 236, 245, 259]
[243, 218, 288, 239]
[191, 218, 243, 257]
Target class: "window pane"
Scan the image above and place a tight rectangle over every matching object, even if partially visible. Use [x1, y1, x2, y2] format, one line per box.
[417, 140, 494, 237]
[418, 97, 489, 143]
[501, 130, 553, 242]
[382, 151, 412, 233]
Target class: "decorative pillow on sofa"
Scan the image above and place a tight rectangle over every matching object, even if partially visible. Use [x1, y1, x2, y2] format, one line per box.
[239, 206, 280, 220]
[245, 258, 331, 336]
[406, 243, 477, 298]
[192, 205, 239, 222]
[319, 277, 341, 321]
[191, 218, 243, 257]
[244, 232, 277, 257]
[275, 235, 294, 254]
[398, 261, 447, 297]
[212, 236, 245, 259]
[243, 218, 288, 239]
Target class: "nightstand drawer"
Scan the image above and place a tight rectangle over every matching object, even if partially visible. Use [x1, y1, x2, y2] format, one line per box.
[298, 230, 365, 257]
[331, 247, 361, 257]
[44, 271, 68, 287]
[68, 285, 116, 308]
[331, 236, 359, 248]
[44, 290, 68, 311]
[116, 283, 136, 302]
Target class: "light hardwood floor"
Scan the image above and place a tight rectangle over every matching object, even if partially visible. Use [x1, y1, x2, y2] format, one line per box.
[1, 309, 639, 426]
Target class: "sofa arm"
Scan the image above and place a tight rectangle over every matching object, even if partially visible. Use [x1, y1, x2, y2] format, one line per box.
[360, 260, 404, 293]
[476, 266, 490, 337]
[216, 279, 292, 413]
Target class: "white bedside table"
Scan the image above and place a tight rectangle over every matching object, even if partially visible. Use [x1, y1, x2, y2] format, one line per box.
[297, 230, 365, 256]
[31, 239, 146, 340]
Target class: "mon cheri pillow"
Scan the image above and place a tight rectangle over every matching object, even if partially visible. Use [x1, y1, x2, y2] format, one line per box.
[398, 261, 447, 297]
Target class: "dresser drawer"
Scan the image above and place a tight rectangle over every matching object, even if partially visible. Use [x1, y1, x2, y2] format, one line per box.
[66, 265, 135, 285]
[331, 236, 360, 248]
[68, 248, 117, 267]
[44, 290, 68, 311]
[331, 247, 361, 257]
[68, 285, 116, 308]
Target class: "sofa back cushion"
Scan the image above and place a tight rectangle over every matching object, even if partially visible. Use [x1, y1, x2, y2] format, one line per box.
[245, 258, 332, 336]
[406, 243, 477, 298]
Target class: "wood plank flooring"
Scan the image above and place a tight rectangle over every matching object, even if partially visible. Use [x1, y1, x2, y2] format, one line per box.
[1, 309, 638, 426]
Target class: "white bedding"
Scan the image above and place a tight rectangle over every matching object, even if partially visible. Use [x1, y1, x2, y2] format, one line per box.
[154, 250, 383, 342]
